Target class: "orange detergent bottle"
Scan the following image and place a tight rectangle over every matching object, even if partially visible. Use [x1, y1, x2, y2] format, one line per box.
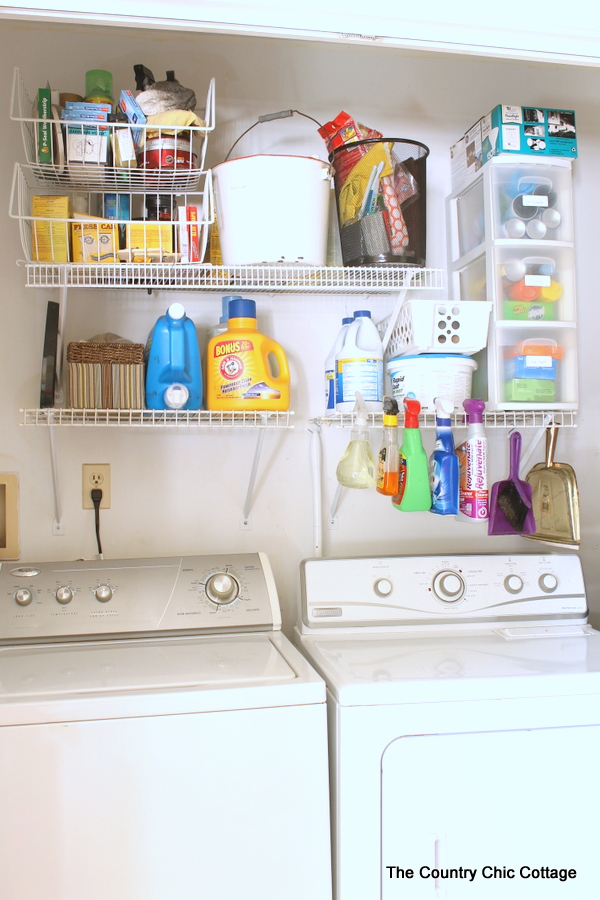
[206, 298, 290, 410]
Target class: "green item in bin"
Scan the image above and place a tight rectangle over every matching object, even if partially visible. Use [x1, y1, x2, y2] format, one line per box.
[503, 300, 555, 321]
[505, 379, 556, 403]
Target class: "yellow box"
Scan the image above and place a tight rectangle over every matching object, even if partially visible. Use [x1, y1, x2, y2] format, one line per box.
[71, 220, 118, 263]
[31, 195, 70, 262]
[126, 222, 173, 255]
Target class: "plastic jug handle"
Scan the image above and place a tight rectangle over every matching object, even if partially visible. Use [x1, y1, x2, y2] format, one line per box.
[264, 340, 290, 383]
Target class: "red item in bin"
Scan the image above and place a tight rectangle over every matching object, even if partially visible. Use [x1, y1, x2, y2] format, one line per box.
[319, 111, 383, 186]
[137, 137, 197, 170]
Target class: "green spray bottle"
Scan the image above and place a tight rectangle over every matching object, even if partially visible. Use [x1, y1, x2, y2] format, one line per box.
[392, 395, 432, 512]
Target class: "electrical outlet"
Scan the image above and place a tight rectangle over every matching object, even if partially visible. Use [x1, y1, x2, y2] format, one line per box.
[82, 464, 111, 509]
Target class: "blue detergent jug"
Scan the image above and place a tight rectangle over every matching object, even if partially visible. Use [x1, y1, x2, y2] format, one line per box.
[145, 303, 202, 410]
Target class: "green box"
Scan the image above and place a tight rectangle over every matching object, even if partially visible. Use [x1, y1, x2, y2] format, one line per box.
[505, 378, 556, 403]
[503, 300, 555, 321]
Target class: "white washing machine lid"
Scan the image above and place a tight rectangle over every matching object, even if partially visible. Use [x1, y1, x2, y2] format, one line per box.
[296, 626, 600, 706]
[0, 632, 325, 726]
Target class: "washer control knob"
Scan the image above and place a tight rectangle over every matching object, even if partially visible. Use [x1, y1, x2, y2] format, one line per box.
[94, 584, 113, 603]
[55, 586, 73, 605]
[504, 574, 524, 594]
[432, 571, 465, 603]
[14, 588, 33, 607]
[374, 578, 393, 597]
[539, 573, 558, 593]
[205, 572, 240, 606]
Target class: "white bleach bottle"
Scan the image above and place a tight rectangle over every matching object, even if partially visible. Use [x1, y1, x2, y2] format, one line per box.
[335, 310, 384, 412]
[325, 315, 354, 414]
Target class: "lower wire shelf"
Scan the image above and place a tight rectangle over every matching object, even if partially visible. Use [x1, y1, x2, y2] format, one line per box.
[311, 410, 576, 429]
[21, 408, 295, 428]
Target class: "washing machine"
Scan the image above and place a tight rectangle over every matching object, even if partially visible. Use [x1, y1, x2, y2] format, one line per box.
[295, 552, 600, 900]
[0, 553, 332, 900]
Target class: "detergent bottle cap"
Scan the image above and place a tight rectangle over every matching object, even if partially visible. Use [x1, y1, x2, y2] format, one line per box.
[342, 316, 354, 325]
[221, 295, 242, 323]
[434, 396, 454, 424]
[463, 398, 486, 424]
[353, 309, 372, 319]
[403, 394, 421, 427]
[229, 298, 256, 320]
[382, 396, 399, 426]
[167, 302, 185, 321]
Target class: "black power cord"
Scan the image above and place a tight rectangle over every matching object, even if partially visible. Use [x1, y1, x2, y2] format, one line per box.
[91, 488, 103, 558]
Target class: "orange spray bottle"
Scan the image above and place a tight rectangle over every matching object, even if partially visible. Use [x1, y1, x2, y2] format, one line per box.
[376, 396, 399, 496]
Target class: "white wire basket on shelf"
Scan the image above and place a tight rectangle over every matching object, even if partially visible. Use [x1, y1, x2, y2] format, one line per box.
[378, 298, 492, 358]
[9, 162, 213, 266]
[9, 67, 215, 192]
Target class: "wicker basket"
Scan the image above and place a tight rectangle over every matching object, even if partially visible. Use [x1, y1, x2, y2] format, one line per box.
[67, 341, 145, 409]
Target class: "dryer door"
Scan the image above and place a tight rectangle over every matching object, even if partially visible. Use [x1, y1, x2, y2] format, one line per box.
[382, 726, 600, 898]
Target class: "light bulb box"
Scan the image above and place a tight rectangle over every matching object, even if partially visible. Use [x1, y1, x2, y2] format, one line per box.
[451, 105, 577, 192]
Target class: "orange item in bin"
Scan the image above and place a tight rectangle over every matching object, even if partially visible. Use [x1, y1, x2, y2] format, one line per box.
[507, 339, 564, 359]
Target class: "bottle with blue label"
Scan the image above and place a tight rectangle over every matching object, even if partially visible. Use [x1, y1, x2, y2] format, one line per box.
[145, 302, 202, 410]
[325, 316, 354, 414]
[335, 310, 383, 412]
[429, 397, 459, 515]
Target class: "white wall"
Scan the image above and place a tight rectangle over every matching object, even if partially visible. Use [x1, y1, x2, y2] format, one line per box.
[1, 19, 599, 629]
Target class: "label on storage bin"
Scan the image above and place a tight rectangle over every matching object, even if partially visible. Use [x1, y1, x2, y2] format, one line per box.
[336, 357, 383, 403]
[524, 274, 551, 287]
[522, 194, 549, 207]
[525, 354, 552, 367]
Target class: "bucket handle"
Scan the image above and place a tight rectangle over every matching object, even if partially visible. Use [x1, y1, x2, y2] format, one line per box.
[224, 109, 324, 161]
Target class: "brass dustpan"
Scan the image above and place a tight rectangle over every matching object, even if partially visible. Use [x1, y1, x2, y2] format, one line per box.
[524, 425, 580, 548]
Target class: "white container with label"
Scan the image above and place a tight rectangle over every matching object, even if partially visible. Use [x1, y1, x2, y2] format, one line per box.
[335, 310, 384, 412]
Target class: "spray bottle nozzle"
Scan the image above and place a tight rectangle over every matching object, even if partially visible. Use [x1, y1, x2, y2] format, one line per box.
[353, 391, 370, 427]
[434, 396, 454, 423]
[462, 398, 486, 424]
[403, 395, 421, 427]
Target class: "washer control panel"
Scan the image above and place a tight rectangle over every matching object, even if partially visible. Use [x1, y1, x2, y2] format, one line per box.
[0, 554, 280, 643]
[301, 553, 587, 629]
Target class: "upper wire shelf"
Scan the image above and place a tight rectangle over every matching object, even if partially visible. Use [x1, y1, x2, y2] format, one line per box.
[21, 263, 445, 293]
[10, 68, 216, 192]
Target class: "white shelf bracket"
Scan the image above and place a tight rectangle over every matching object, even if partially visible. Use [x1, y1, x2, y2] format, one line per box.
[308, 422, 323, 555]
[48, 420, 64, 535]
[240, 419, 268, 529]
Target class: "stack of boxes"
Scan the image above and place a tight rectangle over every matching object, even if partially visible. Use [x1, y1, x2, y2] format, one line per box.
[447, 105, 578, 411]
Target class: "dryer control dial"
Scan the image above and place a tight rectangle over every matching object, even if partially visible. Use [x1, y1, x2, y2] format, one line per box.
[432, 570, 465, 603]
[374, 578, 393, 597]
[55, 586, 73, 604]
[504, 574, 524, 594]
[94, 584, 113, 602]
[539, 573, 558, 593]
[14, 588, 33, 607]
[205, 572, 240, 606]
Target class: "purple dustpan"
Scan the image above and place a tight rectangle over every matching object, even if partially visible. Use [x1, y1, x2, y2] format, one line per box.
[488, 431, 536, 536]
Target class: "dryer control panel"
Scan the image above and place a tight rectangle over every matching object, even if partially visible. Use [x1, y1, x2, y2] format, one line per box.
[300, 553, 587, 630]
[0, 553, 281, 643]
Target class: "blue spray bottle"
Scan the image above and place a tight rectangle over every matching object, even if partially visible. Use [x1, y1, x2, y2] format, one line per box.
[429, 397, 459, 515]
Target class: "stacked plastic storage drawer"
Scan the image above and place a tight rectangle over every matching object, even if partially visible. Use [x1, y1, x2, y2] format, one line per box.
[447, 155, 577, 411]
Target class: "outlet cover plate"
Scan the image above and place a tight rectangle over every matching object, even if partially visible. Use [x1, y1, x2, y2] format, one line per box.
[82, 464, 111, 509]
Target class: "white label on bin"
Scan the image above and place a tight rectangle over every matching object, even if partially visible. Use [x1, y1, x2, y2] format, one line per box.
[525, 355, 552, 367]
[522, 194, 549, 207]
[524, 274, 552, 287]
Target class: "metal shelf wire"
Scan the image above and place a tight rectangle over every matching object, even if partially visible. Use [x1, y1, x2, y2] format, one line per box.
[311, 410, 576, 429]
[21, 263, 445, 293]
[21, 409, 295, 428]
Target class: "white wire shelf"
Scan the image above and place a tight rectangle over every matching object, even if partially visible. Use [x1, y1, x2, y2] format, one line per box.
[21, 409, 295, 428]
[21, 263, 445, 293]
[10, 68, 215, 193]
[312, 410, 577, 429]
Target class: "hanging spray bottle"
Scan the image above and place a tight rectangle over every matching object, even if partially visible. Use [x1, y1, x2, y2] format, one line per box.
[429, 397, 459, 515]
[336, 392, 376, 489]
[456, 398, 489, 522]
[377, 397, 399, 496]
[392, 395, 431, 511]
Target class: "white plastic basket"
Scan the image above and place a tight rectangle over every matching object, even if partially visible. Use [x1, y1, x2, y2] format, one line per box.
[378, 298, 492, 358]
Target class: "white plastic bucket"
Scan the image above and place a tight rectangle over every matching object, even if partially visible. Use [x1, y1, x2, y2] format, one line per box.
[386, 354, 477, 411]
[212, 154, 331, 265]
